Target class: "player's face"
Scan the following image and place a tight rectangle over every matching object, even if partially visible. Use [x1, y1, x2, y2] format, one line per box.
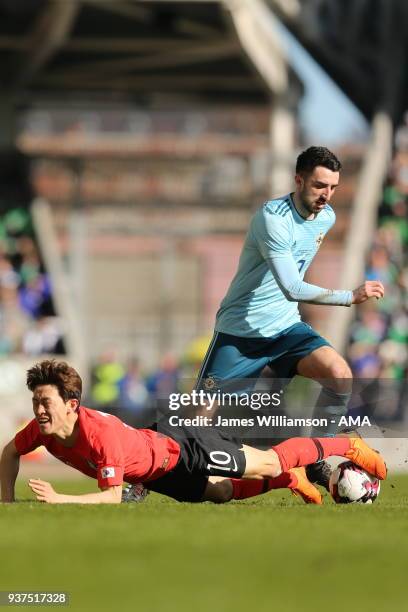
[32, 384, 75, 435]
[295, 166, 339, 215]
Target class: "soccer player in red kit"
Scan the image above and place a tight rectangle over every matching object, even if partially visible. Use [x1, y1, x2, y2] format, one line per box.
[0, 360, 386, 505]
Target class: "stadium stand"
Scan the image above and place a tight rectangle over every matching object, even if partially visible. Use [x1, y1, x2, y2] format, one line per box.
[0, 157, 64, 357]
[346, 116, 408, 421]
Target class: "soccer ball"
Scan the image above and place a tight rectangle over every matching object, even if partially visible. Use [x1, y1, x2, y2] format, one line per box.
[329, 461, 381, 504]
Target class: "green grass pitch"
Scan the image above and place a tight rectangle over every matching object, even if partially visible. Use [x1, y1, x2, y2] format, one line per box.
[1, 474, 407, 612]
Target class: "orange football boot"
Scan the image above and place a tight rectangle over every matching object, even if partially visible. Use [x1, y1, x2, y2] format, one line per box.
[344, 438, 387, 480]
[290, 467, 323, 504]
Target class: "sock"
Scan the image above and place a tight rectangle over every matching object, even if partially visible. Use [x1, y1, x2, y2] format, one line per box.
[312, 388, 352, 436]
[273, 437, 351, 473]
[230, 472, 297, 500]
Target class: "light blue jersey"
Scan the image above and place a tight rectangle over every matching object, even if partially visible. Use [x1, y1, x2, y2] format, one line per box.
[215, 194, 352, 338]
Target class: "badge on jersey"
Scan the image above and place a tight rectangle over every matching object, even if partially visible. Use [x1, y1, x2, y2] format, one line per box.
[203, 375, 218, 391]
[101, 467, 115, 479]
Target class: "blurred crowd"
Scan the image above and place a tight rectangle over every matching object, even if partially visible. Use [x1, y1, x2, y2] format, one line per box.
[86, 352, 182, 427]
[0, 206, 64, 356]
[346, 116, 408, 419]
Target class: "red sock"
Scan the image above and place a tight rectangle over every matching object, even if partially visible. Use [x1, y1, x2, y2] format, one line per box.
[273, 437, 351, 472]
[231, 472, 297, 500]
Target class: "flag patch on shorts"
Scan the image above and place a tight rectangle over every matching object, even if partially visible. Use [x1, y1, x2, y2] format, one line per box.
[102, 467, 115, 479]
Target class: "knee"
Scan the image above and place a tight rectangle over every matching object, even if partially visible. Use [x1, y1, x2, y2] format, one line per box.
[215, 479, 234, 503]
[329, 358, 352, 380]
[327, 358, 353, 392]
[204, 479, 233, 503]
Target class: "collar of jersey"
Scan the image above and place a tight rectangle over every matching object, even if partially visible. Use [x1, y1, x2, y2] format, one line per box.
[289, 193, 321, 222]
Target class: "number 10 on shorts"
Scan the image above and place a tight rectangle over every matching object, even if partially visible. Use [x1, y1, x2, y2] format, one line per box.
[207, 451, 238, 473]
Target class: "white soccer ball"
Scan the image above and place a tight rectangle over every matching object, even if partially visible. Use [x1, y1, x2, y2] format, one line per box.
[329, 461, 381, 504]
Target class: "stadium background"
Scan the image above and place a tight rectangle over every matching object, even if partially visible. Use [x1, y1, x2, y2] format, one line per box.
[0, 1, 407, 611]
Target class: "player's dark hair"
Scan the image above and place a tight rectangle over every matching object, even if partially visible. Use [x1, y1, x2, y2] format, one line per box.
[26, 360, 82, 403]
[296, 146, 341, 176]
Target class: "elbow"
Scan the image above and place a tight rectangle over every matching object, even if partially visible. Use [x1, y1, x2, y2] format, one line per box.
[281, 286, 300, 302]
[282, 281, 310, 302]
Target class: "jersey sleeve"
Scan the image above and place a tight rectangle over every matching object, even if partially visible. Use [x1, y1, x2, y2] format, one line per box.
[255, 208, 353, 306]
[268, 255, 353, 305]
[90, 428, 125, 488]
[254, 208, 293, 259]
[14, 419, 43, 455]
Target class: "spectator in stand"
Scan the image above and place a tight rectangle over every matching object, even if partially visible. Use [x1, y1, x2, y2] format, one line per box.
[22, 317, 64, 356]
[0, 204, 63, 356]
[18, 270, 52, 319]
[146, 353, 180, 401]
[90, 350, 125, 411]
[118, 358, 149, 426]
[0, 255, 30, 354]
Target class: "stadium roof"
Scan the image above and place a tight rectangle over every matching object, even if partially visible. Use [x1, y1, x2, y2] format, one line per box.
[268, 0, 408, 125]
[1, 0, 406, 123]
[0, 0, 302, 108]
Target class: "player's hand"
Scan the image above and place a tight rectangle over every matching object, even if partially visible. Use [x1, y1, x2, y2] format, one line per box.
[28, 479, 60, 504]
[352, 280, 385, 304]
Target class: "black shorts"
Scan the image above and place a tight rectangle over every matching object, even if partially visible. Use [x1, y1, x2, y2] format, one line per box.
[145, 423, 246, 503]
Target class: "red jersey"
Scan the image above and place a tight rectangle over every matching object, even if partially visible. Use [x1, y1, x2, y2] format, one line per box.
[14, 406, 180, 489]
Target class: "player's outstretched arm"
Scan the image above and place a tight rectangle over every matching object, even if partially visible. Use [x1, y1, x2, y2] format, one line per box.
[267, 253, 353, 306]
[352, 280, 385, 304]
[0, 440, 20, 503]
[28, 479, 122, 504]
[259, 208, 352, 306]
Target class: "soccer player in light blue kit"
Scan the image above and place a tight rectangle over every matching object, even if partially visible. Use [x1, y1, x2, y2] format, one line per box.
[196, 147, 385, 489]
